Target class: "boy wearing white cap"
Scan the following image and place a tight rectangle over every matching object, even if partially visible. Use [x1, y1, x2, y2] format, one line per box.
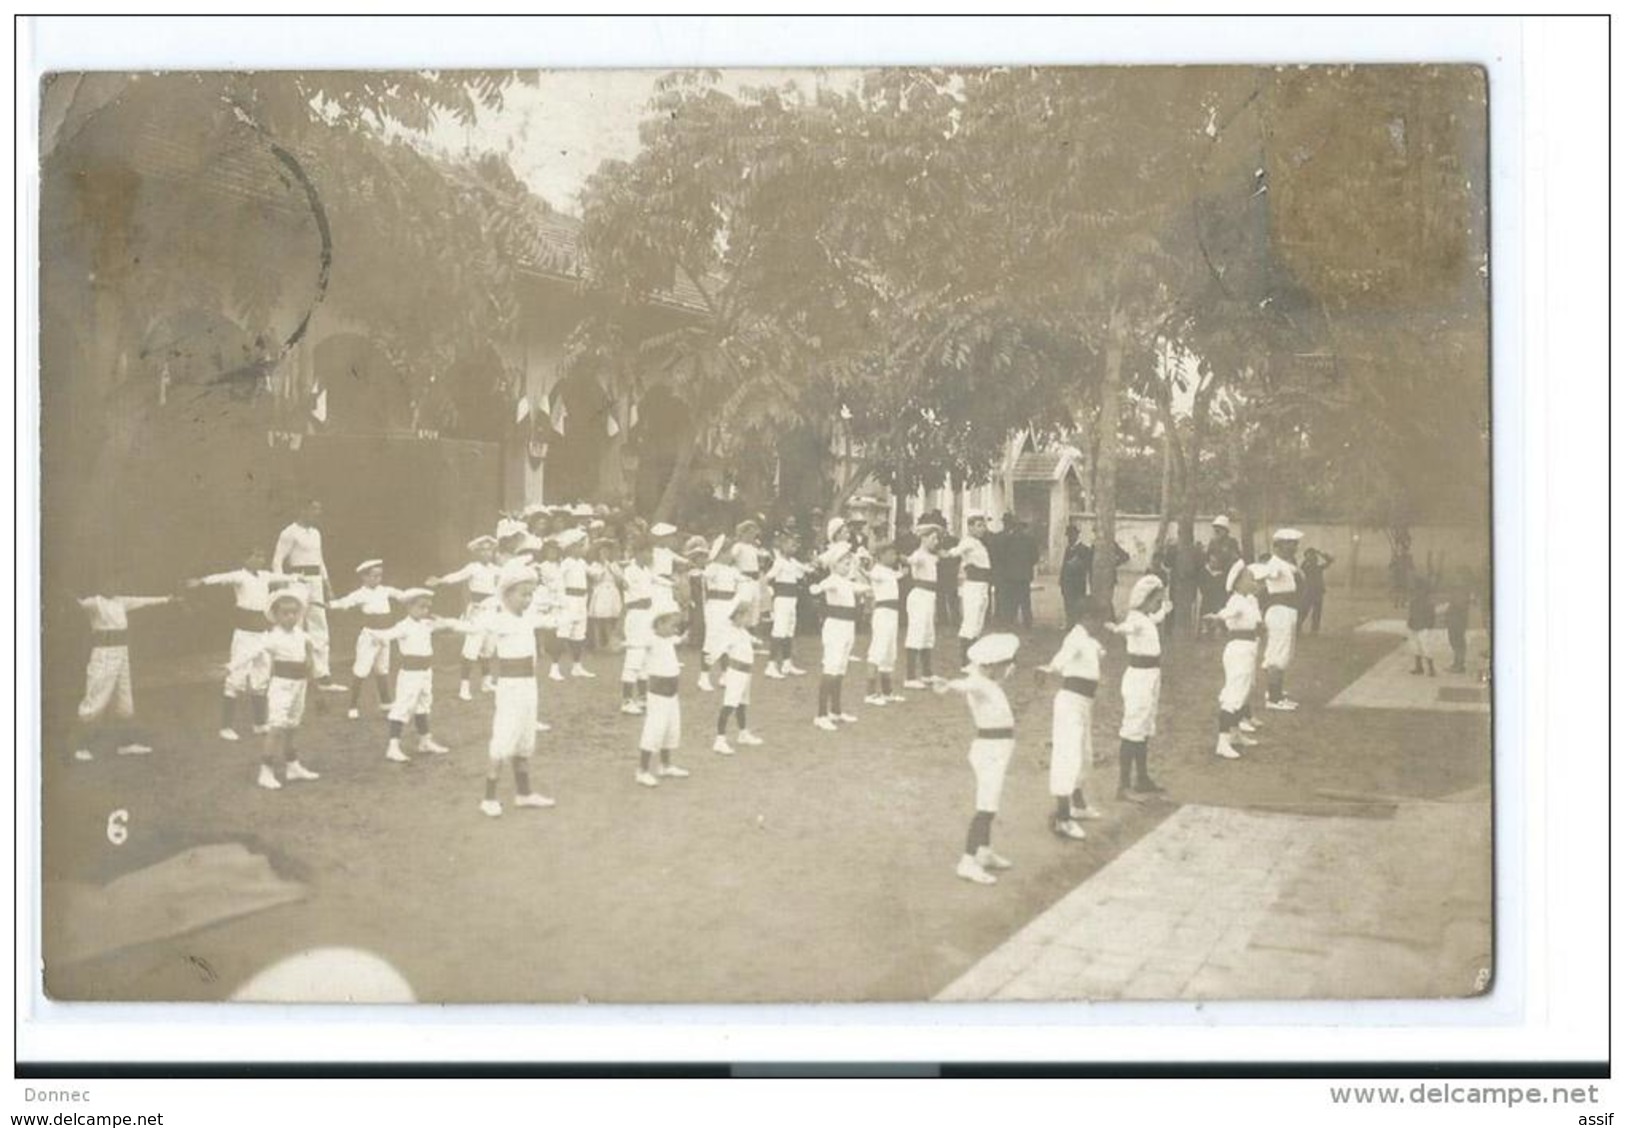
[329, 560, 405, 720]
[1037, 620, 1107, 839]
[477, 561, 559, 817]
[555, 529, 596, 678]
[636, 594, 692, 787]
[936, 632, 1021, 885]
[226, 588, 322, 790]
[714, 600, 765, 755]
[864, 542, 906, 705]
[699, 537, 741, 693]
[1204, 561, 1266, 760]
[1105, 574, 1171, 800]
[730, 520, 767, 638]
[947, 512, 993, 667]
[649, 523, 681, 593]
[614, 540, 658, 714]
[372, 589, 475, 762]
[69, 585, 177, 761]
[903, 522, 944, 688]
[186, 546, 296, 742]
[271, 499, 343, 691]
[763, 530, 809, 678]
[427, 534, 501, 701]
[1256, 529, 1304, 710]
[810, 544, 869, 730]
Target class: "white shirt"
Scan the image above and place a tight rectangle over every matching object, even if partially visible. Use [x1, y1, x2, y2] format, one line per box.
[908, 546, 939, 585]
[79, 595, 169, 633]
[812, 572, 865, 610]
[257, 625, 310, 665]
[722, 624, 756, 669]
[645, 634, 682, 678]
[704, 560, 740, 599]
[952, 536, 991, 576]
[330, 584, 405, 617]
[198, 569, 292, 613]
[868, 564, 902, 605]
[732, 542, 765, 578]
[652, 545, 678, 588]
[1047, 625, 1104, 680]
[560, 556, 590, 596]
[485, 608, 545, 660]
[375, 615, 469, 657]
[620, 561, 655, 604]
[1215, 592, 1263, 633]
[950, 671, 1015, 731]
[272, 522, 326, 570]
[438, 560, 500, 598]
[1256, 555, 1299, 595]
[1116, 608, 1166, 658]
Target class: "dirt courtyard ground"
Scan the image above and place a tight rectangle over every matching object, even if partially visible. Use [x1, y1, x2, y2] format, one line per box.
[38, 584, 1492, 1004]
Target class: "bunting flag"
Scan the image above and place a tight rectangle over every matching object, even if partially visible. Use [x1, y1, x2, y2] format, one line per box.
[515, 395, 532, 425]
[606, 412, 621, 438]
[627, 397, 640, 431]
[311, 386, 328, 423]
[549, 390, 569, 436]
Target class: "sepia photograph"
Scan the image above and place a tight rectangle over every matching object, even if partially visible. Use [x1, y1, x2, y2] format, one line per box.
[37, 60, 1492, 1007]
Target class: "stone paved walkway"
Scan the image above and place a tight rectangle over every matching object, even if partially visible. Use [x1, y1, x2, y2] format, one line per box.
[936, 794, 1490, 1001]
[1329, 622, 1490, 713]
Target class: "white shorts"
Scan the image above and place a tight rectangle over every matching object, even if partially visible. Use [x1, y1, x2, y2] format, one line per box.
[905, 587, 937, 649]
[1119, 666, 1162, 742]
[737, 577, 761, 619]
[266, 674, 307, 730]
[78, 645, 134, 722]
[770, 596, 798, 640]
[1049, 690, 1094, 797]
[640, 691, 681, 752]
[721, 666, 753, 707]
[821, 619, 856, 676]
[225, 629, 270, 696]
[623, 606, 655, 648]
[959, 582, 990, 640]
[969, 738, 1015, 812]
[388, 668, 434, 721]
[488, 678, 538, 762]
[1219, 639, 1258, 713]
[557, 596, 589, 643]
[1262, 604, 1298, 671]
[461, 598, 496, 661]
[866, 607, 899, 671]
[353, 627, 391, 679]
[702, 600, 735, 661]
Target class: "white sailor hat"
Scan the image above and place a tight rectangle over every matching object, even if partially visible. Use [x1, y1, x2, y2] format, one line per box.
[1128, 574, 1165, 607]
[965, 509, 988, 522]
[1226, 559, 1249, 592]
[265, 587, 308, 621]
[354, 558, 384, 574]
[496, 560, 539, 595]
[400, 587, 435, 603]
[1272, 527, 1304, 542]
[1210, 514, 1231, 530]
[570, 503, 594, 518]
[466, 534, 498, 552]
[913, 518, 944, 535]
[556, 528, 588, 550]
[495, 518, 526, 541]
[967, 632, 1020, 667]
[650, 522, 678, 538]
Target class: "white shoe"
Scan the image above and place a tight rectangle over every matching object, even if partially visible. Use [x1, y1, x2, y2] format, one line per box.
[285, 761, 320, 781]
[1070, 804, 1105, 821]
[864, 694, 888, 706]
[535, 720, 553, 733]
[385, 742, 411, 763]
[657, 763, 691, 779]
[252, 724, 270, 735]
[219, 728, 240, 742]
[903, 679, 927, 690]
[1265, 698, 1300, 711]
[1238, 719, 1260, 733]
[73, 749, 94, 762]
[635, 770, 660, 788]
[317, 681, 348, 693]
[257, 765, 282, 790]
[481, 676, 497, 693]
[458, 683, 473, 702]
[480, 798, 503, 817]
[713, 736, 735, 756]
[1214, 739, 1241, 760]
[976, 848, 1014, 871]
[736, 730, 764, 746]
[571, 665, 596, 679]
[620, 701, 644, 715]
[420, 736, 450, 755]
[782, 662, 807, 676]
[1052, 818, 1087, 841]
[698, 673, 715, 692]
[956, 856, 997, 885]
[115, 742, 153, 755]
[764, 665, 786, 680]
[814, 716, 839, 732]
[835, 713, 859, 724]
[515, 792, 555, 809]
[887, 693, 908, 703]
[1233, 733, 1259, 747]
[548, 666, 566, 682]
[346, 708, 361, 720]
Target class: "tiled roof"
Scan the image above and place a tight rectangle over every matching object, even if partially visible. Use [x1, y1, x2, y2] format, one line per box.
[1009, 449, 1084, 483]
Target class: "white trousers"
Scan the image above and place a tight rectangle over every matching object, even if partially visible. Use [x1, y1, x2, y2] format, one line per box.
[702, 600, 735, 662]
[1262, 604, 1297, 671]
[867, 607, 899, 671]
[621, 608, 654, 682]
[557, 596, 588, 643]
[461, 599, 496, 662]
[770, 596, 798, 640]
[640, 692, 681, 752]
[224, 629, 271, 696]
[1119, 666, 1162, 741]
[388, 669, 434, 722]
[904, 587, 937, 649]
[266, 676, 307, 730]
[78, 645, 133, 721]
[488, 678, 538, 762]
[1049, 691, 1094, 797]
[969, 738, 1015, 812]
[958, 581, 990, 640]
[353, 628, 391, 679]
[1219, 639, 1258, 713]
[821, 619, 856, 676]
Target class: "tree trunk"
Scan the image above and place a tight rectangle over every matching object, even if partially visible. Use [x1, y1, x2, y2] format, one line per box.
[1089, 306, 1127, 616]
[653, 430, 702, 523]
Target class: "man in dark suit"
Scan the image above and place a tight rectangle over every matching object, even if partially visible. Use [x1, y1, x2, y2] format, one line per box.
[1001, 517, 1040, 629]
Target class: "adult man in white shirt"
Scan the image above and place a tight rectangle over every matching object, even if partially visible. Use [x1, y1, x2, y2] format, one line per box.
[271, 498, 344, 691]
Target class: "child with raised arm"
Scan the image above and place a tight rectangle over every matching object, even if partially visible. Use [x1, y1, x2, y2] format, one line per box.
[373, 588, 476, 763]
[1203, 560, 1266, 761]
[1036, 620, 1107, 840]
[1104, 574, 1171, 801]
[227, 588, 322, 790]
[935, 633, 1022, 885]
[427, 533, 500, 701]
[903, 522, 944, 689]
[477, 561, 560, 817]
[714, 599, 765, 755]
[186, 546, 295, 742]
[70, 584, 178, 761]
[864, 542, 906, 705]
[329, 559, 405, 720]
[810, 544, 869, 731]
[636, 594, 693, 788]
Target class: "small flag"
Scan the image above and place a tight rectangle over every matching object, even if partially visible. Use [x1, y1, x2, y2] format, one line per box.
[628, 398, 640, 431]
[311, 387, 328, 423]
[516, 395, 532, 425]
[607, 413, 621, 437]
[549, 391, 569, 436]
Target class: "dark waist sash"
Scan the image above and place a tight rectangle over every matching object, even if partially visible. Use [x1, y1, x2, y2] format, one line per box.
[1061, 676, 1098, 698]
[773, 582, 800, 598]
[496, 656, 536, 679]
[964, 565, 994, 584]
[271, 660, 306, 681]
[362, 610, 394, 628]
[740, 569, 761, 579]
[1262, 590, 1300, 611]
[625, 598, 652, 611]
[1127, 654, 1162, 669]
[706, 590, 737, 602]
[399, 653, 434, 671]
[90, 629, 128, 647]
[823, 604, 858, 622]
[722, 654, 754, 673]
[1227, 628, 1260, 641]
[565, 586, 589, 598]
[236, 609, 268, 632]
[291, 565, 323, 576]
[976, 726, 1015, 740]
[910, 579, 938, 593]
[647, 675, 680, 698]
[874, 599, 901, 612]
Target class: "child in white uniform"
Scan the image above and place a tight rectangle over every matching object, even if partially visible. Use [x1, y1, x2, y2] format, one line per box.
[478, 562, 559, 817]
[1038, 621, 1106, 839]
[636, 596, 692, 787]
[937, 633, 1021, 885]
[587, 538, 623, 651]
[904, 523, 944, 688]
[949, 512, 993, 666]
[1256, 528, 1304, 710]
[187, 546, 295, 741]
[1204, 561, 1266, 760]
[1105, 575, 1170, 800]
[228, 589, 322, 790]
[555, 530, 595, 678]
[427, 534, 500, 701]
[810, 546, 868, 731]
[864, 544, 906, 705]
[730, 520, 767, 639]
[714, 600, 765, 755]
[70, 589, 176, 761]
[615, 542, 657, 715]
[763, 532, 808, 678]
[330, 560, 404, 720]
[374, 588, 475, 762]
[699, 540, 741, 692]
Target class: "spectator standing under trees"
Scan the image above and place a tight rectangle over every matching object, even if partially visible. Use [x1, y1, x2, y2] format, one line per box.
[1298, 546, 1335, 635]
[1001, 517, 1039, 630]
[1060, 522, 1092, 626]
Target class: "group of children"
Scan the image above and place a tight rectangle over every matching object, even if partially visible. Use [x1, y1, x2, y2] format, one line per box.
[69, 504, 1307, 883]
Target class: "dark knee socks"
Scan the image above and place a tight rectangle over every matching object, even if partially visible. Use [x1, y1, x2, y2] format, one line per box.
[413, 714, 429, 735]
[250, 694, 268, 727]
[717, 706, 733, 735]
[220, 694, 237, 730]
[964, 810, 994, 856]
